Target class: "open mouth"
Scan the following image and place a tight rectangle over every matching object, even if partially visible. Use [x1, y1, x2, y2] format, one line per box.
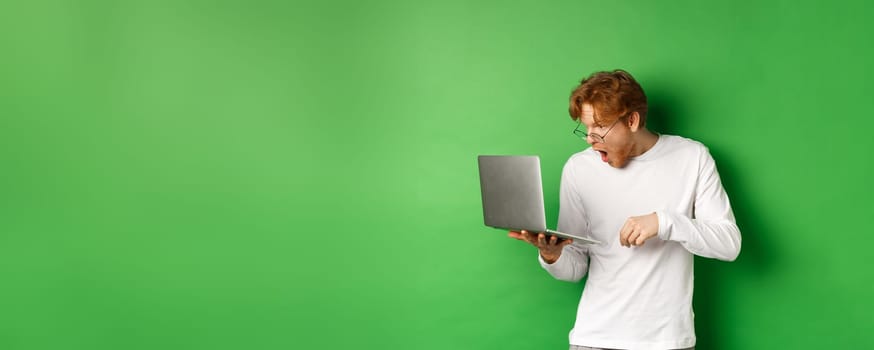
[598, 150, 608, 162]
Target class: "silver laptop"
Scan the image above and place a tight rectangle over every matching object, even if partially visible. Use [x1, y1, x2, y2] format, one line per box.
[477, 155, 600, 245]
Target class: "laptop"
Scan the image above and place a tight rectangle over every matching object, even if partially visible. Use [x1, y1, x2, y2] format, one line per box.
[477, 155, 600, 245]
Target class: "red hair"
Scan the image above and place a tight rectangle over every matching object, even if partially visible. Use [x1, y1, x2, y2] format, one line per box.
[568, 70, 648, 126]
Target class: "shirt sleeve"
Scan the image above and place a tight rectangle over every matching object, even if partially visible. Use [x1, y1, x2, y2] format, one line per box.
[657, 146, 742, 261]
[540, 161, 590, 282]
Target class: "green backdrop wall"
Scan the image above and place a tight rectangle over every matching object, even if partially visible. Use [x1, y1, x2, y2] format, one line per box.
[2, 0, 873, 349]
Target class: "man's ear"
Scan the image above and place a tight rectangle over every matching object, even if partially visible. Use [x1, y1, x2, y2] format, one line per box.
[628, 112, 641, 132]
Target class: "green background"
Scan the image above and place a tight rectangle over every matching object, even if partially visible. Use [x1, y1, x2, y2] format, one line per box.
[2, 0, 873, 349]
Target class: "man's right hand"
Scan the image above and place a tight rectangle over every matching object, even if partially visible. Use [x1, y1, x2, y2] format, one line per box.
[508, 230, 573, 264]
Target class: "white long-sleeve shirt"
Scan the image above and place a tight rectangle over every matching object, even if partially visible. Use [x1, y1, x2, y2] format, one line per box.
[540, 134, 741, 350]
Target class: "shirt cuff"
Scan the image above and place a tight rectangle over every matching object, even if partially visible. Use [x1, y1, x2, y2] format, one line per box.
[538, 248, 569, 271]
[656, 210, 673, 241]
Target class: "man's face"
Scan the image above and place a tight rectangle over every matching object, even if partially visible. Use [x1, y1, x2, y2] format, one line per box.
[579, 103, 635, 168]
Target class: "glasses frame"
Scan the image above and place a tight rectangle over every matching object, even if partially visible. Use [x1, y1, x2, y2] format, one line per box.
[573, 115, 625, 143]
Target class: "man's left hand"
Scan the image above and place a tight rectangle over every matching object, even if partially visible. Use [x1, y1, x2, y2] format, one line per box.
[619, 212, 659, 247]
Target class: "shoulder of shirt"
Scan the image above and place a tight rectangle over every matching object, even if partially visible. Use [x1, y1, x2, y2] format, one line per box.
[558, 148, 593, 180]
[655, 134, 710, 157]
[564, 147, 596, 166]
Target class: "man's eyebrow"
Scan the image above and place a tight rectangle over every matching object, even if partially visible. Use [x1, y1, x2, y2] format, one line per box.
[590, 117, 604, 128]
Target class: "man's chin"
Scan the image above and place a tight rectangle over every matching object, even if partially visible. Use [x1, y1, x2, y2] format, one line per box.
[607, 157, 631, 168]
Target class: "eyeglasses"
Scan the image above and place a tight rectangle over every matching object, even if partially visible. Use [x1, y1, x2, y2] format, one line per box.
[573, 116, 623, 143]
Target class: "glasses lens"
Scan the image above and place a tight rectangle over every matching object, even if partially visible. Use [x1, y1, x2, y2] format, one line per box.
[590, 134, 604, 143]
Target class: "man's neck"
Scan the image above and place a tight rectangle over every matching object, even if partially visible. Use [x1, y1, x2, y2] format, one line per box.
[630, 129, 660, 157]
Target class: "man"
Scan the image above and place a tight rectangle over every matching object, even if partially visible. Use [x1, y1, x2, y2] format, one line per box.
[509, 70, 741, 350]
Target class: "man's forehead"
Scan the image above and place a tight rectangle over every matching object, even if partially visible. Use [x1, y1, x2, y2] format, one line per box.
[579, 104, 598, 124]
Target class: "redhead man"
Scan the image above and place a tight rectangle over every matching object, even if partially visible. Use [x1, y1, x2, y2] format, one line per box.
[509, 70, 741, 350]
